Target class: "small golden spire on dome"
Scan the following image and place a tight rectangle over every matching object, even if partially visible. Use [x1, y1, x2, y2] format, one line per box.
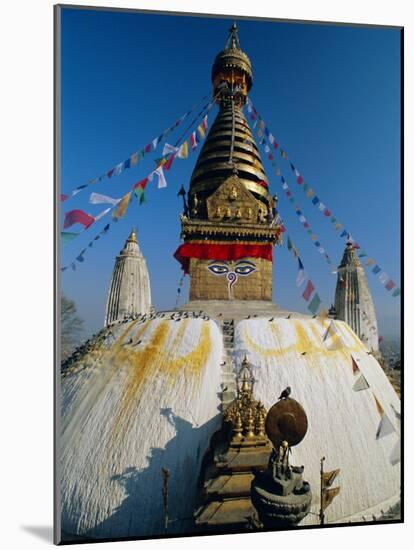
[127, 227, 138, 243]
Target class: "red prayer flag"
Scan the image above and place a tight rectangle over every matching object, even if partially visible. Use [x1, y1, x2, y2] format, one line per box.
[164, 154, 174, 171]
[268, 154, 274, 161]
[63, 209, 95, 229]
[273, 141, 279, 149]
[144, 144, 151, 153]
[107, 168, 115, 178]
[133, 177, 149, 190]
[302, 280, 315, 301]
[304, 222, 310, 229]
[286, 190, 292, 197]
[351, 356, 360, 375]
[60, 194, 69, 202]
[324, 209, 331, 217]
[385, 280, 396, 291]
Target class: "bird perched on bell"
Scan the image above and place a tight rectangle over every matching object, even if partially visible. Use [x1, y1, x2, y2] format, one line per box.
[278, 386, 291, 400]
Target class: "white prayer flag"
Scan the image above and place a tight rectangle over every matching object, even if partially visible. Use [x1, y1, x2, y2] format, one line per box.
[149, 166, 167, 189]
[352, 374, 370, 392]
[94, 207, 112, 222]
[89, 192, 121, 206]
[114, 162, 124, 175]
[162, 143, 179, 156]
[376, 414, 396, 440]
[389, 440, 400, 465]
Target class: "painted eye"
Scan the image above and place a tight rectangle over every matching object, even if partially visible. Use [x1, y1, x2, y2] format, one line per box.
[235, 265, 256, 276]
[208, 264, 229, 275]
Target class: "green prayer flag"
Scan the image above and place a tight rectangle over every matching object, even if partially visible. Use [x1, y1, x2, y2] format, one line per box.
[392, 288, 401, 297]
[287, 237, 293, 251]
[139, 192, 146, 205]
[330, 217, 337, 223]
[303, 183, 309, 191]
[61, 231, 79, 245]
[307, 292, 321, 315]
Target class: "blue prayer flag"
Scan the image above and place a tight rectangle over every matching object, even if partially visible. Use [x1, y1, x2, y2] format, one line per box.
[312, 196, 320, 205]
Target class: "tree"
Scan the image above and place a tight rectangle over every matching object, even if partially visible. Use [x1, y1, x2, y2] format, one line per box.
[61, 294, 84, 361]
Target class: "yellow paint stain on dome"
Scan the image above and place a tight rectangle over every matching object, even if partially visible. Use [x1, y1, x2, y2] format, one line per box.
[109, 320, 213, 447]
[243, 320, 364, 358]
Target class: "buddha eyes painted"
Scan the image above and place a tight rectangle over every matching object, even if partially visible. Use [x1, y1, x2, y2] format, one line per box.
[208, 263, 229, 275]
[234, 263, 256, 276]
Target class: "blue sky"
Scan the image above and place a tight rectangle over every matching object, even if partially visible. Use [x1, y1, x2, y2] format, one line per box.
[60, 7, 401, 339]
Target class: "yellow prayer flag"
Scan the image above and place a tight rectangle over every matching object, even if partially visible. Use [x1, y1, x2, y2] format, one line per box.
[322, 468, 340, 489]
[335, 223, 342, 230]
[310, 234, 317, 241]
[112, 192, 131, 219]
[321, 486, 340, 511]
[131, 152, 139, 167]
[197, 125, 205, 140]
[307, 189, 314, 198]
[374, 394, 384, 417]
[177, 141, 189, 159]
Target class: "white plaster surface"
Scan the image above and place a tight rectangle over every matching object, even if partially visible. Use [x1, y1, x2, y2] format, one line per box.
[235, 317, 400, 524]
[60, 318, 223, 538]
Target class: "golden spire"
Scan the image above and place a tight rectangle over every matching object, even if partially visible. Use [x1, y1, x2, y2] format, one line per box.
[127, 227, 138, 243]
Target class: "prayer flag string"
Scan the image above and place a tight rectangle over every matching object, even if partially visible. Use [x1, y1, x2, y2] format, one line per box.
[246, 97, 400, 298]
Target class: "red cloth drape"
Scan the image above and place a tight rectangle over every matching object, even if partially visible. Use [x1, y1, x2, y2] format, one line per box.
[174, 242, 273, 274]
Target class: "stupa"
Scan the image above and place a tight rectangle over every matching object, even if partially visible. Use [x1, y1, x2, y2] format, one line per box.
[59, 23, 400, 542]
[334, 242, 379, 352]
[104, 228, 151, 326]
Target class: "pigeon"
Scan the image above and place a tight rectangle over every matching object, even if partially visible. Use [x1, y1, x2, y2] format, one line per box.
[268, 317, 274, 322]
[133, 339, 142, 347]
[278, 386, 291, 400]
[301, 351, 307, 356]
[246, 315, 251, 319]
[312, 315, 317, 319]
[286, 314, 291, 319]
[220, 361, 226, 366]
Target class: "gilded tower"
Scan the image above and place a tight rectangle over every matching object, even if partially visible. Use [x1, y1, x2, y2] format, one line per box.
[174, 24, 282, 302]
[334, 242, 379, 352]
[104, 229, 151, 326]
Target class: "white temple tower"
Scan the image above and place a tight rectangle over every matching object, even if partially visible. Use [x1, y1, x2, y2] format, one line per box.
[104, 228, 151, 326]
[334, 242, 379, 352]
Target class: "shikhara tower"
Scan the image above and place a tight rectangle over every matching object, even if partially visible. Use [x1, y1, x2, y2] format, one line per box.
[174, 23, 282, 302]
[334, 242, 379, 352]
[104, 228, 151, 325]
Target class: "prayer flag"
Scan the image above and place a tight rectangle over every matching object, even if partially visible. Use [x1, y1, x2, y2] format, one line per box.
[114, 162, 124, 175]
[76, 253, 85, 263]
[379, 272, 388, 284]
[319, 202, 325, 211]
[197, 124, 205, 140]
[297, 175, 304, 184]
[374, 395, 384, 417]
[144, 144, 151, 153]
[89, 192, 121, 206]
[177, 141, 189, 159]
[103, 223, 110, 233]
[130, 152, 139, 166]
[63, 209, 95, 229]
[264, 144, 270, 154]
[353, 374, 369, 392]
[152, 136, 160, 150]
[107, 168, 115, 178]
[265, 128, 270, 137]
[61, 232, 79, 245]
[124, 158, 131, 170]
[162, 143, 179, 156]
[60, 194, 69, 202]
[351, 356, 360, 375]
[340, 230, 349, 238]
[392, 288, 401, 297]
[365, 258, 375, 266]
[307, 189, 314, 198]
[273, 141, 279, 149]
[287, 237, 293, 251]
[321, 487, 340, 511]
[112, 192, 131, 219]
[322, 469, 340, 489]
[324, 208, 331, 216]
[163, 154, 174, 171]
[312, 196, 320, 205]
[269, 134, 275, 144]
[290, 162, 295, 172]
[296, 258, 307, 287]
[303, 280, 315, 301]
[372, 265, 381, 275]
[376, 414, 396, 439]
[268, 153, 274, 161]
[358, 251, 368, 258]
[190, 131, 198, 150]
[149, 166, 167, 189]
[390, 440, 400, 465]
[307, 292, 321, 315]
[133, 177, 149, 190]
